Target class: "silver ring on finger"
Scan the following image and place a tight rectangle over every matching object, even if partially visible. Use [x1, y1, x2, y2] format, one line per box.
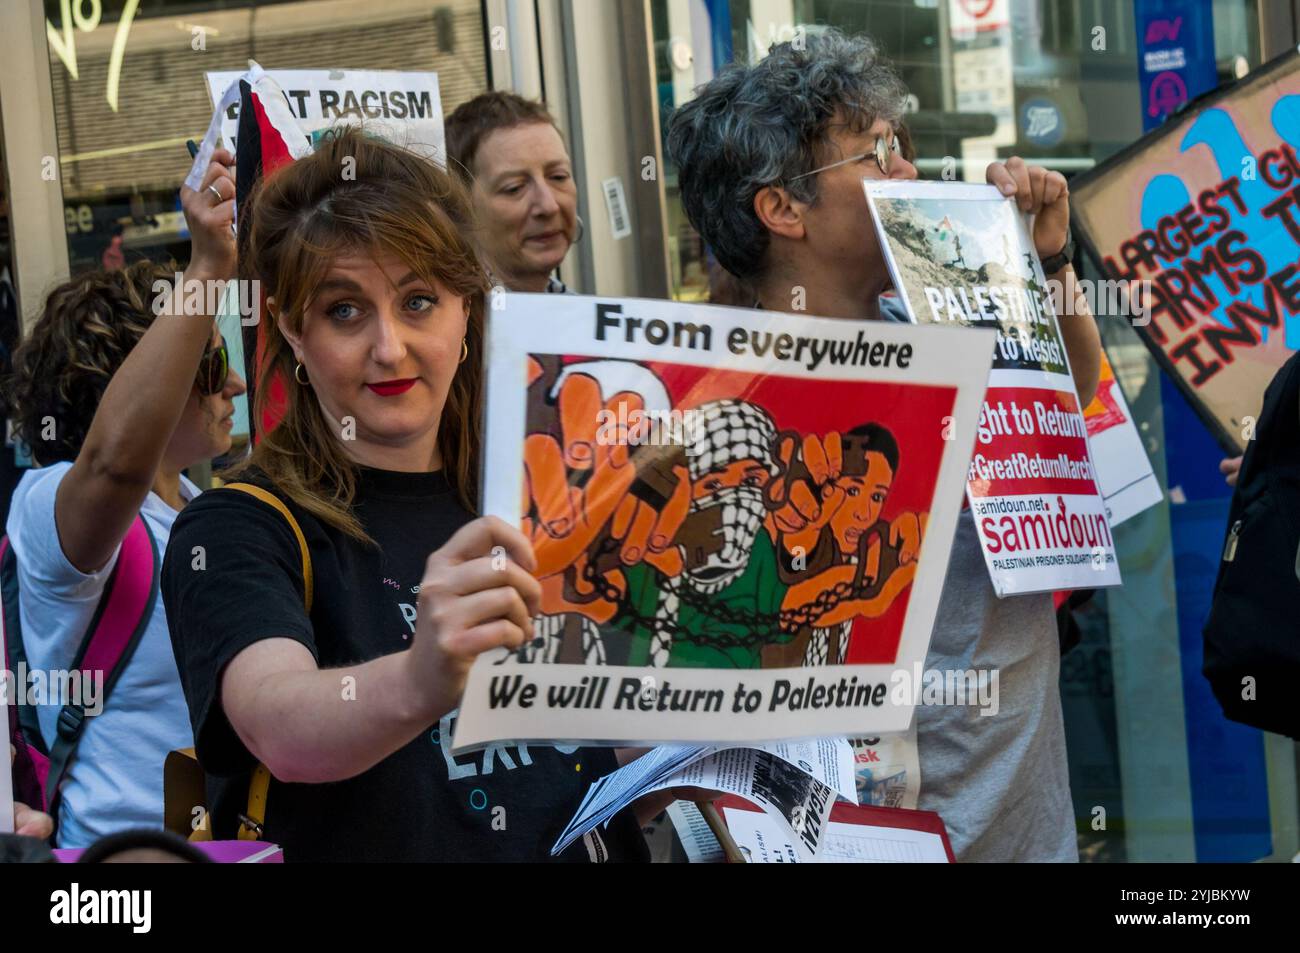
[207, 184, 224, 203]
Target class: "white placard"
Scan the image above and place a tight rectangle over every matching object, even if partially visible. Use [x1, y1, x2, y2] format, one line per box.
[204, 67, 445, 165]
[453, 293, 995, 749]
[866, 180, 1123, 597]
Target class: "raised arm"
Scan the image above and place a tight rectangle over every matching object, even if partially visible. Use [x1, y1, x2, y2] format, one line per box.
[219, 517, 541, 784]
[1051, 263, 1102, 407]
[54, 149, 237, 573]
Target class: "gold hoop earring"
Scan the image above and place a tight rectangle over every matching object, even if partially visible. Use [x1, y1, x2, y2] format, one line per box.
[460, 339, 468, 364]
[294, 362, 310, 386]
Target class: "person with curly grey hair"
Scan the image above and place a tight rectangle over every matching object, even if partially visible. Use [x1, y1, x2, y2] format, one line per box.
[667, 29, 1100, 862]
[668, 29, 910, 309]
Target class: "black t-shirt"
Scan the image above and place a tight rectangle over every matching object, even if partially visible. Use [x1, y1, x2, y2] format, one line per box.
[162, 466, 648, 862]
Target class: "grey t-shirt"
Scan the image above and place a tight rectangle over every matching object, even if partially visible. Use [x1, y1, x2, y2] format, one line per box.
[916, 514, 1077, 862]
[882, 292, 1076, 862]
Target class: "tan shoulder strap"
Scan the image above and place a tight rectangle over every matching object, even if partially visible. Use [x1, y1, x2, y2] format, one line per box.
[223, 482, 314, 613]
[216, 482, 314, 842]
[237, 765, 273, 842]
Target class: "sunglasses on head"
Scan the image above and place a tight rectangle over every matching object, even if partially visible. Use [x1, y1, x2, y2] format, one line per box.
[789, 132, 902, 183]
[196, 340, 230, 396]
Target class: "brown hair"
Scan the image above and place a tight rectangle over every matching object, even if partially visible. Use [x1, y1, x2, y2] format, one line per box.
[444, 91, 563, 185]
[228, 127, 487, 541]
[4, 261, 174, 466]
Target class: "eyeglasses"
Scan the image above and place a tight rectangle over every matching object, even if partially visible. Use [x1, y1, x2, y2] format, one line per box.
[789, 133, 902, 183]
[196, 340, 230, 396]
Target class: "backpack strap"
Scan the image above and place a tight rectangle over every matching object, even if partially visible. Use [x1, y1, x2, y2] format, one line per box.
[0, 535, 50, 812]
[0, 536, 45, 750]
[219, 482, 313, 840]
[222, 483, 313, 612]
[45, 514, 160, 813]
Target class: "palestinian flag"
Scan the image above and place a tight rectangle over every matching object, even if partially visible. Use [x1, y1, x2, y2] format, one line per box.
[231, 72, 312, 440]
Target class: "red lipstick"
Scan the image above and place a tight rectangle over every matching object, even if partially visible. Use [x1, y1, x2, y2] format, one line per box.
[367, 378, 418, 396]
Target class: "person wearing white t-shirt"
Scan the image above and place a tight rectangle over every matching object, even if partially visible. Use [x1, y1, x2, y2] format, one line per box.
[3, 148, 244, 847]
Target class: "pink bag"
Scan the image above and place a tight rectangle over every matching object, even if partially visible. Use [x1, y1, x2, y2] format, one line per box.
[53, 840, 283, 863]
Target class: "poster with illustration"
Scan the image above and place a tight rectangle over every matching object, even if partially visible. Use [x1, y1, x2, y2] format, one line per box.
[453, 295, 995, 749]
[864, 180, 1122, 597]
[1071, 49, 1300, 454]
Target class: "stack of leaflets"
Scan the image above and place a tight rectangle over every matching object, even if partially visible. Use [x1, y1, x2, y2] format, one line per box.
[553, 739, 856, 861]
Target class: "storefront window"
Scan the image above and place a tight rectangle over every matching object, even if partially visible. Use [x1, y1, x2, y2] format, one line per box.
[653, 1, 1267, 298]
[45, 0, 490, 275]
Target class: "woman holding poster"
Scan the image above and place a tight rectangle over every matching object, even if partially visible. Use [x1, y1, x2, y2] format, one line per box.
[160, 129, 649, 862]
[665, 28, 1101, 862]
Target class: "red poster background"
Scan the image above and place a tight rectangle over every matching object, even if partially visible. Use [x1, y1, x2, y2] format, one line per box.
[967, 386, 1094, 498]
[548, 356, 958, 664]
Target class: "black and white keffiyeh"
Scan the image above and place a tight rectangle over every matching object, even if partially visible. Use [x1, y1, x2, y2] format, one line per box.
[645, 400, 780, 659]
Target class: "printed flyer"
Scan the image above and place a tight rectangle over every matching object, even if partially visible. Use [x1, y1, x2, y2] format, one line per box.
[850, 729, 920, 810]
[865, 180, 1122, 597]
[1083, 349, 1162, 526]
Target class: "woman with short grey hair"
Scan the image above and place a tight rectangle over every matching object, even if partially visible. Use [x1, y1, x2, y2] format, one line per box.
[667, 28, 1101, 863]
[669, 30, 909, 293]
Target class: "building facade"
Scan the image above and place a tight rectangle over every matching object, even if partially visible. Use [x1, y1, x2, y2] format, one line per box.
[0, 0, 1296, 862]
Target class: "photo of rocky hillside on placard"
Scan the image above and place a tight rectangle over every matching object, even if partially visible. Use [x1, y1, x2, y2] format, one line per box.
[873, 194, 1069, 378]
